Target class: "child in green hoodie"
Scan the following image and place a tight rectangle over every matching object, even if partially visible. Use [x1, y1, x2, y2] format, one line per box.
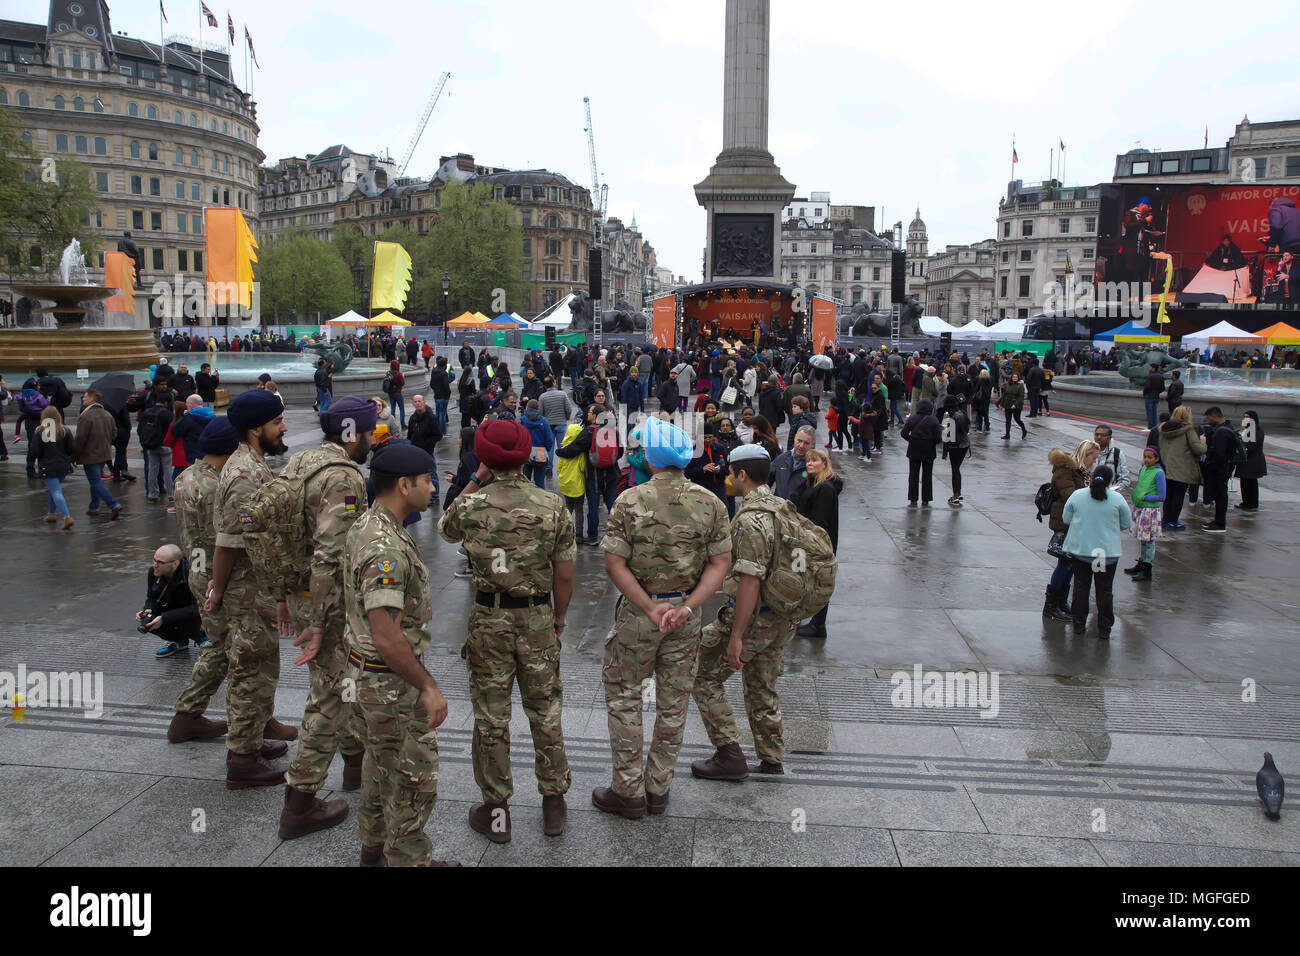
[1126, 446, 1166, 582]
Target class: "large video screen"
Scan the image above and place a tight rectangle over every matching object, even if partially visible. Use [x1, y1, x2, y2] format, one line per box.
[1095, 183, 1298, 303]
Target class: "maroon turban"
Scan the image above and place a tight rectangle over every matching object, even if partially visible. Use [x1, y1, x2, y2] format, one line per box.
[475, 419, 532, 470]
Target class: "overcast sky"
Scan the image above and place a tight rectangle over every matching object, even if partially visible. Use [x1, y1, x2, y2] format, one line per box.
[16, 0, 1300, 281]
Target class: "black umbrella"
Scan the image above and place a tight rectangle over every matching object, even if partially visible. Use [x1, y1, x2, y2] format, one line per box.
[89, 372, 137, 413]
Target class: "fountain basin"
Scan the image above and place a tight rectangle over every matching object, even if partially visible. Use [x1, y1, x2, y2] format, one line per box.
[12, 283, 118, 329]
[1051, 371, 1300, 426]
[0, 329, 159, 374]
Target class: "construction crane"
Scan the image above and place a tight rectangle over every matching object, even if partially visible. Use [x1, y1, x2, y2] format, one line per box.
[583, 96, 608, 234]
[397, 72, 451, 178]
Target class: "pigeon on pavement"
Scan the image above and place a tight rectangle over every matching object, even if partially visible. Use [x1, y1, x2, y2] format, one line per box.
[1256, 753, 1284, 821]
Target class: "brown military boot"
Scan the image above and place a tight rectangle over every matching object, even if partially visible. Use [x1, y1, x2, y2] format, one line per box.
[542, 795, 566, 836]
[341, 751, 364, 792]
[167, 711, 228, 743]
[360, 845, 387, 867]
[278, 786, 349, 839]
[226, 751, 285, 790]
[468, 801, 511, 843]
[690, 743, 749, 781]
[591, 787, 647, 819]
[227, 741, 288, 762]
[750, 761, 784, 775]
[646, 790, 669, 815]
[264, 717, 298, 741]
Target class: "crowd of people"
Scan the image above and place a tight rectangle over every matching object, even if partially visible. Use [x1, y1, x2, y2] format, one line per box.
[1, 327, 1286, 866]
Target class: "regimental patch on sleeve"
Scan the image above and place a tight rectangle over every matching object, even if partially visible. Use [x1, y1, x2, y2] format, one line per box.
[344, 496, 357, 511]
[376, 559, 394, 573]
[238, 509, 254, 525]
[377, 576, 397, 586]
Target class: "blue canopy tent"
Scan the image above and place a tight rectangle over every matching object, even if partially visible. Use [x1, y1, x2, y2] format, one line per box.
[1093, 320, 1169, 346]
[487, 313, 531, 328]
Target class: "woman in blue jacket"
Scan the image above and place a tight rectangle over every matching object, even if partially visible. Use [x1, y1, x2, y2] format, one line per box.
[1061, 464, 1132, 640]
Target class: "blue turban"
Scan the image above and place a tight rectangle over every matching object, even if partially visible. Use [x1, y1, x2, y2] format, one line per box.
[320, 395, 378, 436]
[642, 415, 693, 469]
[227, 389, 283, 432]
[197, 416, 239, 456]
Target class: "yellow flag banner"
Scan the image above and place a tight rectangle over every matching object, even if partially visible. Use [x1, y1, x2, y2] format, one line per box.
[104, 251, 137, 315]
[205, 207, 258, 306]
[370, 241, 412, 312]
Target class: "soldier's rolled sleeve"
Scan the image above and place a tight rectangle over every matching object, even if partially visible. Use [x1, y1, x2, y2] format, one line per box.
[309, 476, 362, 629]
[436, 497, 465, 544]
[214, 471, 255, 549]
[705, 500, 733, 557]
[599, 499, 632, 559]
[361, 550, 408, 613]
[553, 504, 577, 562]
[730, 515, 768, 578]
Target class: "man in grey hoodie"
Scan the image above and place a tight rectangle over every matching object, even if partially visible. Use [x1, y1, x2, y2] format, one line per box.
[538, 377, 574, 477]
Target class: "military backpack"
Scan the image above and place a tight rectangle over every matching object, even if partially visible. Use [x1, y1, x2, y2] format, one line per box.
[734, 494, 837, 621]
[237, 455, 364, 590]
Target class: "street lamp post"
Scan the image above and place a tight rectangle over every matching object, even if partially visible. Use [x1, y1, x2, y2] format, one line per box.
[937, 292, 945, 324]
[290, 272, 297, 322]
[441, 271, 450, 345]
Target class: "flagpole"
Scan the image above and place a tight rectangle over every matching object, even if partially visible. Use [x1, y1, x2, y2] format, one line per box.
[158, 4, 164, 65]
[198, 7, 204, 82]
[1049, 147, 1054, 184]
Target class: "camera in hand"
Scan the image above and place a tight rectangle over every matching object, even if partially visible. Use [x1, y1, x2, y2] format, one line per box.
[137, 609, 156, 634]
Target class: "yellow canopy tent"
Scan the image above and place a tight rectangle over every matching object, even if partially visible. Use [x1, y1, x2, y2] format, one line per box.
[1254, 321, 1300, 346]
[446, 311, 490, 327]
[369, 311, 412, 326]
[472, 311, 492, 323]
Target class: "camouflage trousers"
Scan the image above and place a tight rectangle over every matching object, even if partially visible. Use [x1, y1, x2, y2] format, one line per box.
[284, 592, 365, 794]
[602, 596, 700, 799]
[354, 669, 439, 868]
[224, 598, 280, 755]
[173, 595, 229, 716]
[466, 603, 570, 804]
[691, 603, 798, 765]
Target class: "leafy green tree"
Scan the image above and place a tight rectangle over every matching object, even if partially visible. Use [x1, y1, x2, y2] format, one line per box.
[414, 181, 525, 318]
[0, 107, 100, 279]
[256, 232, 353, 319]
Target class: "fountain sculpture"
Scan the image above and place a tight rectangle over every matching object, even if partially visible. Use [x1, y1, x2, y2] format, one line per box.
[1, 238, 159, 373]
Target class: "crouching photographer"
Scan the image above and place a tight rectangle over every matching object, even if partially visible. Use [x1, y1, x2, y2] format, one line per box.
[139, 544, 205, 659]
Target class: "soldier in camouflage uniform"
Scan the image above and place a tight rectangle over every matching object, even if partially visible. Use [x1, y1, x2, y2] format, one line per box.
[346, 443, 455, 867]
[208, 391, 293, 788]
[593, 415, 731, 818]
[168, 417, 239, 744]
[691, 444, 800, 780]
[438, 419, 575, 841]
[277, 396, 376, 839]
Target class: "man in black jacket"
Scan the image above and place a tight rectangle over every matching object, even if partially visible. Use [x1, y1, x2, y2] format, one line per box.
[1025, 362, 1045, 417]
[170, 363, 197, 402]
[195, 363, 219, 404]
[900, 398, 942, 507]
[407, 394, 443, 502]
[1142, 364, 1164, 429]
[655, 369, 680, 423]
[1201, 406, 1235, 534]
[140, 545, 203, 658]
[1165, 369, 1185, 414]
[428, 356, 452, 435]
[33, 366, 72, 423]
[458, 343, 475, 370]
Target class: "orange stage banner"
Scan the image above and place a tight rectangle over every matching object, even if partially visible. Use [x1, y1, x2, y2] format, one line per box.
[204, 207, 258, 307]
[811, 296, 837, 355]
[104, 251, 136, 315]
[651, 295, 676, 348]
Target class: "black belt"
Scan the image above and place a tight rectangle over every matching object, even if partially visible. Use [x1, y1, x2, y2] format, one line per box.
[652, 592, 685, 600]
[475, 591, 551, 610]
[347, 649, 391, 673]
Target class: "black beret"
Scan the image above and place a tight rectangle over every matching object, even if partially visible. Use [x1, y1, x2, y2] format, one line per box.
[370, 443, 435, 478]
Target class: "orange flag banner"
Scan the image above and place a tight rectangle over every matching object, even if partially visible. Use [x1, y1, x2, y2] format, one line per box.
[204, 207, 258, 307]
[104, 251, 137, 315]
